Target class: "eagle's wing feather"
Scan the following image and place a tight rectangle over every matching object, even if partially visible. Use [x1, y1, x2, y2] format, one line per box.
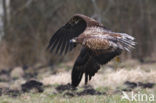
[71, 48, 89, 87]
[92, 49, 122, 65]
[71, 48, 100, 87]
[47, 17, 87, 54]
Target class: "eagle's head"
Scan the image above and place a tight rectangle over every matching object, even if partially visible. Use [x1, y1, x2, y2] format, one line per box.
[69, 16, 82, 25]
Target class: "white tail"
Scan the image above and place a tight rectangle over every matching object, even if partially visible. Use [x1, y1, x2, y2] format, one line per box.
[117, 33, 136, 52]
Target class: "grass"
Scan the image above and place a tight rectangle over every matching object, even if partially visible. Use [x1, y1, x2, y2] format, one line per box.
[0, 87, 155, 103]
[0, 60, 155, 103]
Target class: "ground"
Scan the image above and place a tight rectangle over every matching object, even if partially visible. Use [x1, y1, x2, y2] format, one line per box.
[0, 59, 155, 103]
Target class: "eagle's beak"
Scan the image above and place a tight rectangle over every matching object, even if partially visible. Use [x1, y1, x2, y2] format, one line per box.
[70, 39, 76, 43]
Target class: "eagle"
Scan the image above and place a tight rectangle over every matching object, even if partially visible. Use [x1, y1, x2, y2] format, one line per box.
[47, 14, 135, 87]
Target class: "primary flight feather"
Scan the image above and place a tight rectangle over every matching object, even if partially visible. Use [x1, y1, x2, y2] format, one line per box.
[47, 14, 135, 87]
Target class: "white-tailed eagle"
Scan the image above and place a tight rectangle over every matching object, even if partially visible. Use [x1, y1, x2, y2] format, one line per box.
[47, 14, 135, 87]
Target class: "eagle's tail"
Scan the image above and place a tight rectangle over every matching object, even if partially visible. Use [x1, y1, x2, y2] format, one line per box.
[117, 33, 136, 52]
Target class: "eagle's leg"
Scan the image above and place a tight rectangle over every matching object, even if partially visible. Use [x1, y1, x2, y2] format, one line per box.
[114, 56, 121, 71]
[85, 73, 88, 85]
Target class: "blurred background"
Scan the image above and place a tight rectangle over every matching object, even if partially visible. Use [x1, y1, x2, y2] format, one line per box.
[0, 0, 156, 69]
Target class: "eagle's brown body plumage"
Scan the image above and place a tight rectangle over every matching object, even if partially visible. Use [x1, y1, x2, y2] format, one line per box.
[47, 14, 135, 87]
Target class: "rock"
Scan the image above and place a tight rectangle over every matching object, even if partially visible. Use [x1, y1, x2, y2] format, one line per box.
[10, 67, 24, 79]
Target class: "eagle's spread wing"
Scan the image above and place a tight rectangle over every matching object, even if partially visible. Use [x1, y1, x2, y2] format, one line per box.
[47, 15, 87, 54]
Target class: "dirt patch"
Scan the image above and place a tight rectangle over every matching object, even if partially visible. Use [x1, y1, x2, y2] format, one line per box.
[124, 81, 137, 89]
[21, 80, 44, 93]
[138, 82, 155, 88]
[77, 88, 106, 96]
[56, 84, 106, 97]
[124, 81, 155, 89]
[55, 83, 76, 93]
[0, 88, 21, 97]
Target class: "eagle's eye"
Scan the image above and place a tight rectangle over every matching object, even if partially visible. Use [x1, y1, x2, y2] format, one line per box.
[73, 18, 80, 24]
[70, 17, 80, 25]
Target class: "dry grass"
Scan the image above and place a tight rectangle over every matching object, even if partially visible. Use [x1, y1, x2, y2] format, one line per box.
[42, 61, 156, 89]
